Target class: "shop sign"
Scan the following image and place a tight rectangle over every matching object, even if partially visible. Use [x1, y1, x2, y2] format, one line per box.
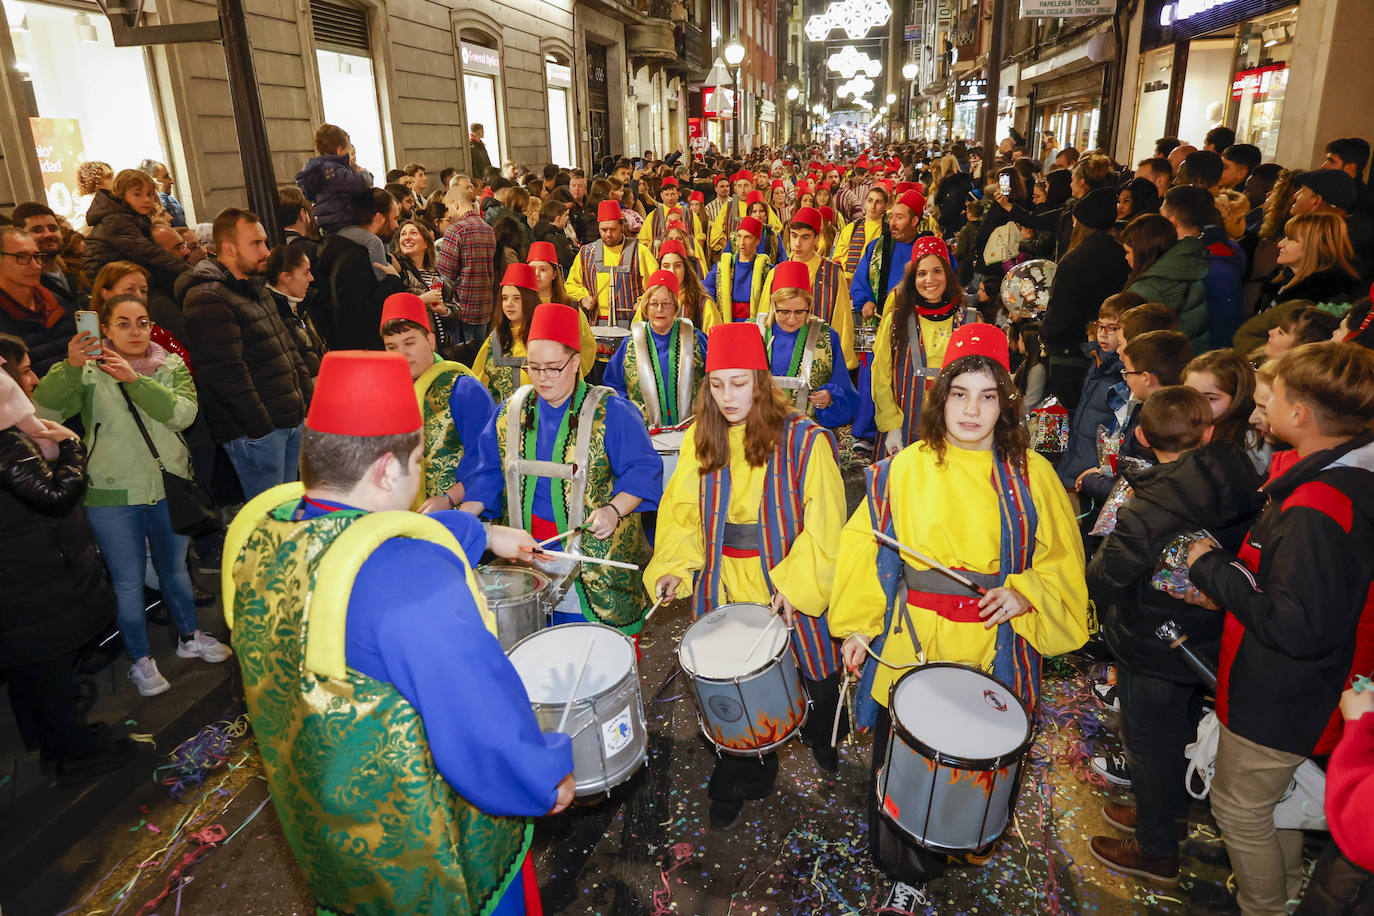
[956, 77, 987, 103]
[1021, 0, 1114, 16]
[904, 23, 922, 41]
[759, 99, 777, 123]
[1231, 62, 1287, 98]
[545, 61, 572, 87]
[30, 117, 86, 221]
[1158, 0, 1244, 26]
[460, 42, 500, 75]
[703, 86, 735, 118]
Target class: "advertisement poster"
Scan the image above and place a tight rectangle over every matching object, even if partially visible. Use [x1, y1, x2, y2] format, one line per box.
[30, 116, 87, 221]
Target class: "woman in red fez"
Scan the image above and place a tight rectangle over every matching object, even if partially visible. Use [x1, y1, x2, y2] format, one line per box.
[604, 268, 707, 428]
[650, 239, 723, 330]
[831, 323, 1088, 910]
[645, 321, 849, 830]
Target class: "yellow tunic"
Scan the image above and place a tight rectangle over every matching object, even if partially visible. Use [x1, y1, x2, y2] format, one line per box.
[644, 424, 845, 617]
[638, 208, 708, 256]
[708, 199, 784, 253]
[870, 302, 958, 433]
[831, 218, 884, 280]
[829, 443, 1089, 706]
[472, 314, 597, 387]
[564, 241, 660, 321]
[757, 254, 858, 370]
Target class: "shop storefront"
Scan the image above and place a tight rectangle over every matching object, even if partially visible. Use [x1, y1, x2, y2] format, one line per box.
[952, 76, 987, 142]
[1031, 67, 1105, 153]
[460, 39, 505, 168]
[1131, 0, 1297, 162]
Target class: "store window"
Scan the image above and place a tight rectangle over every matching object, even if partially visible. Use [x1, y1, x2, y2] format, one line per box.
[1131, 45, 1174, 164]
[545, 54, 575, 169]
[460, 35, 504, 169]
[311, 0, 386, 181]
[1231, 9, 1294, 160]
[8, 0, 166, 221]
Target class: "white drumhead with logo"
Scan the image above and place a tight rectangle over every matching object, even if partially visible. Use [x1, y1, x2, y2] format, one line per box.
[891, 665, 1029, 761]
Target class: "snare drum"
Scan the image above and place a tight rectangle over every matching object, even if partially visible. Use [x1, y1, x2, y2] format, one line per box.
[475, 564, 550, 650]
[592, 326, 629, 361]
[876, 663, 1032, 853]
[650, 428, 687, 483]
[854, 325, 877, 354]
[679, 603, 808, 757]
[507, 623, 647, 797]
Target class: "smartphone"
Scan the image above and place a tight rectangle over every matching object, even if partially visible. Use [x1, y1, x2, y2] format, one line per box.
[74, 309, 102, 357]
[998, 173, 1012, 196]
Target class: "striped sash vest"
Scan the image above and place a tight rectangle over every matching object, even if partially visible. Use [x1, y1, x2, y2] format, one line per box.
[892, 308, 971, 445]
[626, 319, 702, 427]
[810, 259, 843, 324]
[580, 240, 646, 326]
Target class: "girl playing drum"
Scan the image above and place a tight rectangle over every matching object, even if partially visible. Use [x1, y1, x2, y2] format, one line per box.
[830, 323, 1089, 910]
[645, 322, 848, 830]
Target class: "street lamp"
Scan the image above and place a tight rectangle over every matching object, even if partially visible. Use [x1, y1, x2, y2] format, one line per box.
[787, 86, 799, 101]
[901, 62, 918, 141]
[885, 92, 896, 104]
[724, 41, 746, 156]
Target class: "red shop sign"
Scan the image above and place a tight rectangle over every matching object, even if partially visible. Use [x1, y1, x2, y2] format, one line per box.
[1232, 63, 1287, 99]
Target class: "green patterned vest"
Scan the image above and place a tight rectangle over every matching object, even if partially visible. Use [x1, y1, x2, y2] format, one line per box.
[623, 318, 706, 427]
[762, 315, 834, 418]
[495, 381, 650, 632]
[228, 495, 530, 916]
[415, 358, 476, 506]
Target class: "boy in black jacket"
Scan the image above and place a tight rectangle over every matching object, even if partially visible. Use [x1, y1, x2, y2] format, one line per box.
[1087, 386, 1264, 885]
[1185, 342, 1374, 915]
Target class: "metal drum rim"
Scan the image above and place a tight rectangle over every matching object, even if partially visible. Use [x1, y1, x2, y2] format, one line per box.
[677, 602, 790, 681]
[886, 662, 1034, 771]
[476, 565, 552, 609]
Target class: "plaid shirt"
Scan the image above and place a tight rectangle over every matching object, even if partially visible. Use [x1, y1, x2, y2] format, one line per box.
[435, 210, 496, 324]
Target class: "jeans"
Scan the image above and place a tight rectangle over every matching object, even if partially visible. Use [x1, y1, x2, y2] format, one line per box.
[456, 320, 489, 344]
[1118, 667, 1204, 857]
[87, 501, 200, 660]
[224, 424, 302, 500]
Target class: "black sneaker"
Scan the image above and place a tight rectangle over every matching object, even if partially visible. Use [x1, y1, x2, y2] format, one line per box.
[708, 799, 743, 831]
[852, 439, 874, 457]
[56, 738, 139, 787]
[811, 745, 840, 774]
[1092, 680, 1120, 711]
[1091, 753, 1133, 787]
[881, 879, 931, 913]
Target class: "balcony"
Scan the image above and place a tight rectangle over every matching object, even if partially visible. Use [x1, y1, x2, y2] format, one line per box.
[668, 21, 705, 77]
[628, 19, 678, 67]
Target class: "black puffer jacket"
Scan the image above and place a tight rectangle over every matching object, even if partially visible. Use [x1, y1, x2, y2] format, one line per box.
[176, 257, 314, 443]
[0, 430, 114, 668]
[1042, 230, 1130, 359]
[1088, 440, 1264, 683]
[81, 190, 191, 285]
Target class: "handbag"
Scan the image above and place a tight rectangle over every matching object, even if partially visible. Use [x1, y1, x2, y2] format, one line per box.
[1184, 710, 1327, 831]
[118, 384, 220, 537]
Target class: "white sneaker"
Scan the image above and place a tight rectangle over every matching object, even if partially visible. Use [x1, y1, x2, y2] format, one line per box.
[176, 630, 233, 663]
[128, 656, 171, 696]
[882, 880, 931, 913]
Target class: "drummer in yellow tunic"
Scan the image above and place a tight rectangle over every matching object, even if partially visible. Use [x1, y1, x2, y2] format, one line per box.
[757, 206, 857, 371]
[830, 185, 889, 283]
[565, 200, 659, 326]
[647, 239, 723, 330]
[829, 323, 1088, 910]
[709, 187, 782, 256]
[645, 322, 849, 830]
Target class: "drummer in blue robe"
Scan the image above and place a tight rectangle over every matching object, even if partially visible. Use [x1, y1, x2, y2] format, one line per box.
[756, 260, 857, 429]
[466, 303, 663, 636]
[225, 350, 574, 916]
[848, 190, 933, 451]
[703, 216, 772, 321]
[603, 268, 709, 427]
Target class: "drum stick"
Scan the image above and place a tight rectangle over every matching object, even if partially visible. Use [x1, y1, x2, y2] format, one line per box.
[556, 640, 596, 734]
[532, 521, 590, 551]
[743, 613, 784, 663]
[536, 548, 641, 571]
[831, 672, 852, 748]
[869, 530, 988, 596]
[643, 590, 670, 623]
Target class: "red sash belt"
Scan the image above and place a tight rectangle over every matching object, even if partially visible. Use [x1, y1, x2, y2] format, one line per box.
[531, 514, 558, 541]
[905, 588, 985, 624]
[733, 301, 751, 320]
[722, 545, 761, 558]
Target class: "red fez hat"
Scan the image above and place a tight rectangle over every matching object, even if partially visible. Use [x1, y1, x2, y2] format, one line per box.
[770, 179, 785, 190]
[665, 221, 690, 238]
[647, 268, 680, 297]
[705, 322, 768, 373]
[770, 260, 812, 294]
[943, 323, 1010, 371]
[795, 180, 812, 195]
[855, 156, 872, 169]
[658, 239, 689, 261]
[501, 262, 538, 291]
[596, 200, 624, 222]
[791, 206, 822, 234]
[380, 292, 431, 333]
[912, 181, 926, 195]
[896, 181, 915, 194]
[689, 190, 704, 203]
[912, 235, 950, 264]
[878, 179, 895, 194]
[808, 160, 822, 170]
[745, 190, 765, 207]
[737, 216, 763, 239]
[897, 190, 926, 214]
[714, 173, 727, 182]
[730, 170, 751, 184]
[527, 303, 582, 351]
[307, 351, 422, 436]
[660, 176, 678, 188]
[527, 241, 558, 266]
[819, 205, 836, 223]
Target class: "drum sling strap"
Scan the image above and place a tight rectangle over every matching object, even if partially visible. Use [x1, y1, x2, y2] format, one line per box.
[491, 336, 525, 394]
[758, 315, 821, 411]
[503, 382, 609, 543]
[631, 318, 696, 428]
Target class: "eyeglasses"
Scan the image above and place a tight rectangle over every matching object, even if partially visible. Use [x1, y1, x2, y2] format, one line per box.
[526, 353, 578, 379]
[0, 251, 38, 266]
[1097, 323, 1120, 333]
[110, 318, 153, 331]
[1121, 368, 1148, 378]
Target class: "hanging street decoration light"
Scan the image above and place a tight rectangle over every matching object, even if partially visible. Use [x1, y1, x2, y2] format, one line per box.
[805, 0, 892, 42]
[836, 74, 875, 100]
[827, 45, 882, 78]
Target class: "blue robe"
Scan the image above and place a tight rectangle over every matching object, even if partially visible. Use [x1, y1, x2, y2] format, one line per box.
[302, 499, 573, 916]
[849, 236, 915, 311]
[767, 324, 858, 429]
[703, 255, 761, 311]
[449, 374, 498, 496]
[603, 324, 710, 403]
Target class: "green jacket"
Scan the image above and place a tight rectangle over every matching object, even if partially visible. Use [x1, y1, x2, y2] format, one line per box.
[33, 346, 197, 507]
[1126, 235, 1211, 351]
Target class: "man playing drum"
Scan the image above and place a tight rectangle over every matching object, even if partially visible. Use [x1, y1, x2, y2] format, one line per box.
[226, 350, 574, 916]
[755, 261, 857, 430]
[467, 303, 663, 637]
[758, 206, 857, 373]
[829, 324, 1089, 911]
[603, 268, 707, 429]
[565, 200, 659, 328]
[378, 292, 495, 514]
[646, 322, 848, 830]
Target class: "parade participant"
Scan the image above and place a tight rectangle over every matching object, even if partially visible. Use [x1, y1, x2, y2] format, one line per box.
[705, 175, 732, 222]
[759, 206, 857, 371]
[688, 189, 708, 230]
[872, 236, 976, 454]
[706, 171, 754, 254]
[830, 323, 1089, 910]
[378, 292, 495, 514]
[645, 321, 849, 829]
[768, 179, 789, 218]
[639, 177, 706, 250]
[604, 268, 707, 427]
[651, 239, 723, 329]
[755, 260, 857, 429]
[565, 200, 659, 327]
[659, 218, 709, 270]
[226, 350, 575, 916]
[473, 262, 582, 403]
[704, 217, 772, 321]
[526, 241, 596, 374]
[832, 186, 889, 285]
[850, 189, 931, 322]
[710, 182, 781, 255]
[467, 303, 662, 634]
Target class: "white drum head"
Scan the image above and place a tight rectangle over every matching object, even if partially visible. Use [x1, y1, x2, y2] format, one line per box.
[475, 566, 549, 607]
[679, 603, 787, 679]
[650, 429, 686, 453]
[891, 665, 1029, 761]
[592, 327, 629, 341]
[508, 623, 635, 704]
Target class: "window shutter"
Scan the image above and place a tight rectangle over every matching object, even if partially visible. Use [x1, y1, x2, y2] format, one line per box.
[310, 0, 370, 53]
